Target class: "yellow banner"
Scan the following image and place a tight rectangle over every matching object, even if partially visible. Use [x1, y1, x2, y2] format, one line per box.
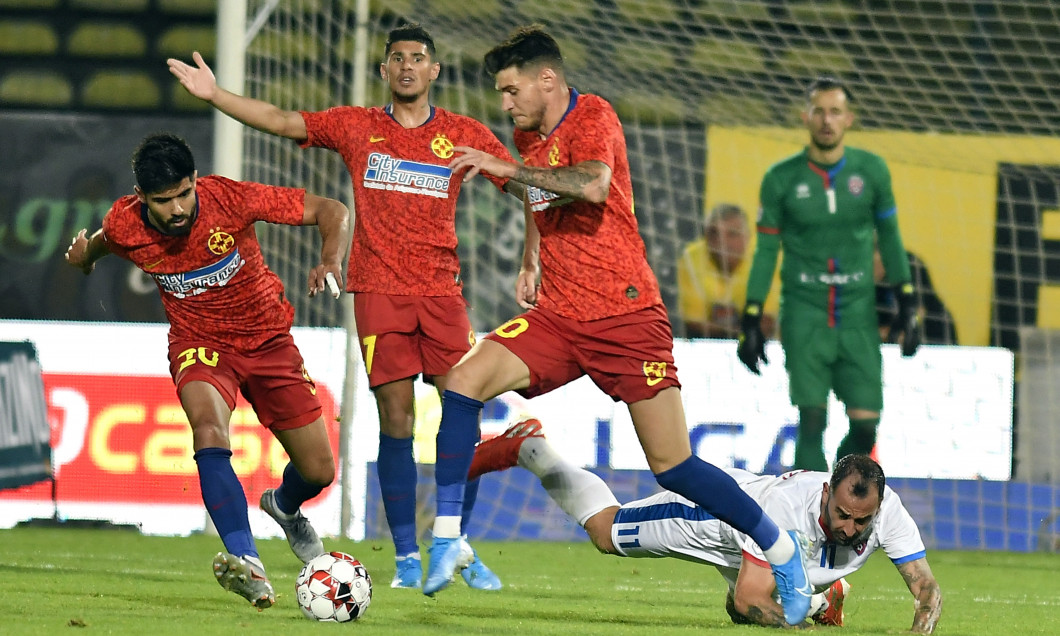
[705, 126, 1060, 345]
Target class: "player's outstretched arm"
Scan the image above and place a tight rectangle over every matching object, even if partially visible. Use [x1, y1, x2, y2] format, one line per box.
[64, 229, 110, 275]
[897, 557, 942, 634]
[301, 193, 350, 297]
[167, 51, 308, 141]
[449, 145, 611, 204]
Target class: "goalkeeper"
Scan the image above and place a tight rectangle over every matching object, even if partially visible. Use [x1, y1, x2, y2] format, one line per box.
[738, 76, 921, 471]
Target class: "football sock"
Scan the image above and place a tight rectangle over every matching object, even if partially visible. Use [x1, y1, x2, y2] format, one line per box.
[378, 433, 418, 556]
[655, 455, 788, 561]
[194, 447, 257, 559]
[274, 462, 324, 515]
[518, 437, 619, 525]
[794, 406, 829, 471]
[433, 390, 483, 538]
[836, 416, 880, 460]
[460, 477, 480, 535]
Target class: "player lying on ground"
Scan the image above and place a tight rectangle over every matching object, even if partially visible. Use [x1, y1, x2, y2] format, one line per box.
[471, 422, 942, 632]
[65, 132, 350, 610]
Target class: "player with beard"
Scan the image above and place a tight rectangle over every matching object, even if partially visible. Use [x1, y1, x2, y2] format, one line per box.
[419, 25, 813, 625]
[737, 76, 921, 471]
[65, 132, 349, 610]
[168, 23, 524, 590]
[467, 436, 942, 632]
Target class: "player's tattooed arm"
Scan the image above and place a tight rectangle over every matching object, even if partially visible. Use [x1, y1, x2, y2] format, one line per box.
[503, 179, 527, 200]
[742, 603, 794, 628]
[511, 160, 612, 204]
[897, 558, 942, 634]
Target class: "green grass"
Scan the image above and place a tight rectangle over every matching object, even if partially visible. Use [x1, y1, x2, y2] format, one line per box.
[0, 527, 1056, 635]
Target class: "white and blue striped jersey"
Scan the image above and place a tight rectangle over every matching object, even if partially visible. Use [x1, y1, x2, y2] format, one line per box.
[610, 468, 926, 591]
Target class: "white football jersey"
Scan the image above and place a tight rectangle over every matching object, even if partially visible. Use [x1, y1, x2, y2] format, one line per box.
[610, 468, 926, 591]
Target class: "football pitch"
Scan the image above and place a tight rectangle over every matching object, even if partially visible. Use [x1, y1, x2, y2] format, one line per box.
[0, 526, 1055, 635]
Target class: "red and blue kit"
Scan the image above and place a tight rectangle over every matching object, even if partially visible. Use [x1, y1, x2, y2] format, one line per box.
[301, 105, 512, 297]
[102, 175, 304, 353]
[513, 89, 661, 321]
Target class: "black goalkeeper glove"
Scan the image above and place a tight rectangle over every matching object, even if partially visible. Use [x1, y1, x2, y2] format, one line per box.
[887, 282, 921, 357]
[737, 302, 768, 375]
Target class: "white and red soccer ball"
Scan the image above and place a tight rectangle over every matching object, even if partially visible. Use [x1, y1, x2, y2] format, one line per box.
[295, 551, 372, 622]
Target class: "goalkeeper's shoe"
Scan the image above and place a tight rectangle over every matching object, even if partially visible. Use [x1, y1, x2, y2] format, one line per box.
[422, 536, 474, 596]
[391, 552, 423, 589]
[212, 552, 275, 611]
[460, 538, 502, 591]
[812, 578, 851, 626]
[467, 417, 544, 481]
[770, 530, 814, 625]
[260, 488, 324, 564]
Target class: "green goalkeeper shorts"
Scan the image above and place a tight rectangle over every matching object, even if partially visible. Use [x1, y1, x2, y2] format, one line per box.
[780, 321, 883, 411]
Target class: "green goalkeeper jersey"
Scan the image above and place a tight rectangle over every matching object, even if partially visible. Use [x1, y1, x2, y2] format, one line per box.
[746, 146, 911, 329]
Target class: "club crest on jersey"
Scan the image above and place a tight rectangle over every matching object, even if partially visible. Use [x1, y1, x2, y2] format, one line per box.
[364, 152, 452, 199]
[643, 361, 667, 387]
[153, 249, 245, 298]
[796, 183, 811, 199]
[853, 539, 868, 555]
[208, 227, 235, 255]
[548, 140, 561, 166]
[847, 175, 865, 196]
[431, 133, 454, 159]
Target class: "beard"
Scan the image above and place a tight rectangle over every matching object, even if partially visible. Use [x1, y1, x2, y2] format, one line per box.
[811, 130, 843, 153]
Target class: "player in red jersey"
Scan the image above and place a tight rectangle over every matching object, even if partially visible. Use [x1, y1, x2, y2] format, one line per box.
[419, 25, 812, 621]
[168, 24, 522, 590]
[64, 133, 350, 610]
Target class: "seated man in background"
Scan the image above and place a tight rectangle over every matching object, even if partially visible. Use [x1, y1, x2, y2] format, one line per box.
[875, 248, 958, 345]
[676, 203, 778, 339]
[470, 426, 942, 632]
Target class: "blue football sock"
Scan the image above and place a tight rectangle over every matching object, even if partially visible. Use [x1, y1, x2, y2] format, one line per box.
[461, 478, 481, 535]
[435, 390, 483, 518]
[194, 447, 257, 558]
[378, 433, 418, 556]
[273, 462, 324, 515]
[655, 455, 780, 550]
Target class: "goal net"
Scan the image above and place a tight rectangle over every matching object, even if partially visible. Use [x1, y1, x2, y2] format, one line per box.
[239, 1, 1060, 547]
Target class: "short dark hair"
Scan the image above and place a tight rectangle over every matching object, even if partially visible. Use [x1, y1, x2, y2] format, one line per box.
[705, 202, 747, 233]
[807, 76, 854, 104]
[386, 22, 435, 58]
[132, 132, 195, 195]
[484, 24, 563, 76]
[830, 454, 885, 501]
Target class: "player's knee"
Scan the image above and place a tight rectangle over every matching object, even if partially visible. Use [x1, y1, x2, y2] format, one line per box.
[189, 418, 230, 450]
[584, 512, 618, 554]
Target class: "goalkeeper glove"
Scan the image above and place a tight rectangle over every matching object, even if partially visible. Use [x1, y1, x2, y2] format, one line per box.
[736, 302, 768, 375]
[887, 282, 921, 357]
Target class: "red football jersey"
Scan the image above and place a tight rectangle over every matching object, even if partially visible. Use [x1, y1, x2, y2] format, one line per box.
[301, 105, 511, 296]
[513, 90, 661, 321]
[102, 175, 305, 352]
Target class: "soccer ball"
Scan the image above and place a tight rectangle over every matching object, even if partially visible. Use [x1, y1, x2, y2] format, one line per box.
[295, 551, 372, 622]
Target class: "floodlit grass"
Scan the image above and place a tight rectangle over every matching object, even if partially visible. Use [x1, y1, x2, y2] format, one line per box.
[0, 526, 1056, 635]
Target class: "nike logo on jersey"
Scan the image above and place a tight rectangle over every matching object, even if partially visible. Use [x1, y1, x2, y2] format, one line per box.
[144, 258, 165, 270]
[369, 134, 386, 143]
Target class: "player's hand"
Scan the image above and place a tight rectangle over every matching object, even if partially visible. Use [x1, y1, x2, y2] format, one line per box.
[887, 282, 921, 356]
[449, 146, 516, 182]
[65, 229, 95, 275]
[736, 303, 768, 375]
[167, 51, 218, 101]
[308, 263, 342, 299]
[515, 267, 538, 309]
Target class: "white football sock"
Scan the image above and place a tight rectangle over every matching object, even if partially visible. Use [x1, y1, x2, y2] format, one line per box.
[518, 437, 619, 525]
[762, 531, 795, 564]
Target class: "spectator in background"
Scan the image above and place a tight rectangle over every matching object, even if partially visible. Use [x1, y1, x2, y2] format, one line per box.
[875, 249, 958, 345]
[676, 203, 778, 339]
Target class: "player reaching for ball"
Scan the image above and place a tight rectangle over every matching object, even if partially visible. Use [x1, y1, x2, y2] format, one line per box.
[168, 22, 525, 591]
[65, 132, 350, 610]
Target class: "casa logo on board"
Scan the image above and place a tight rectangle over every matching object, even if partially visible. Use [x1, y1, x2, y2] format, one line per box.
[431, 133, 454, 159]
[847, 175, 865, 196]
[208, 228, 235, 255]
